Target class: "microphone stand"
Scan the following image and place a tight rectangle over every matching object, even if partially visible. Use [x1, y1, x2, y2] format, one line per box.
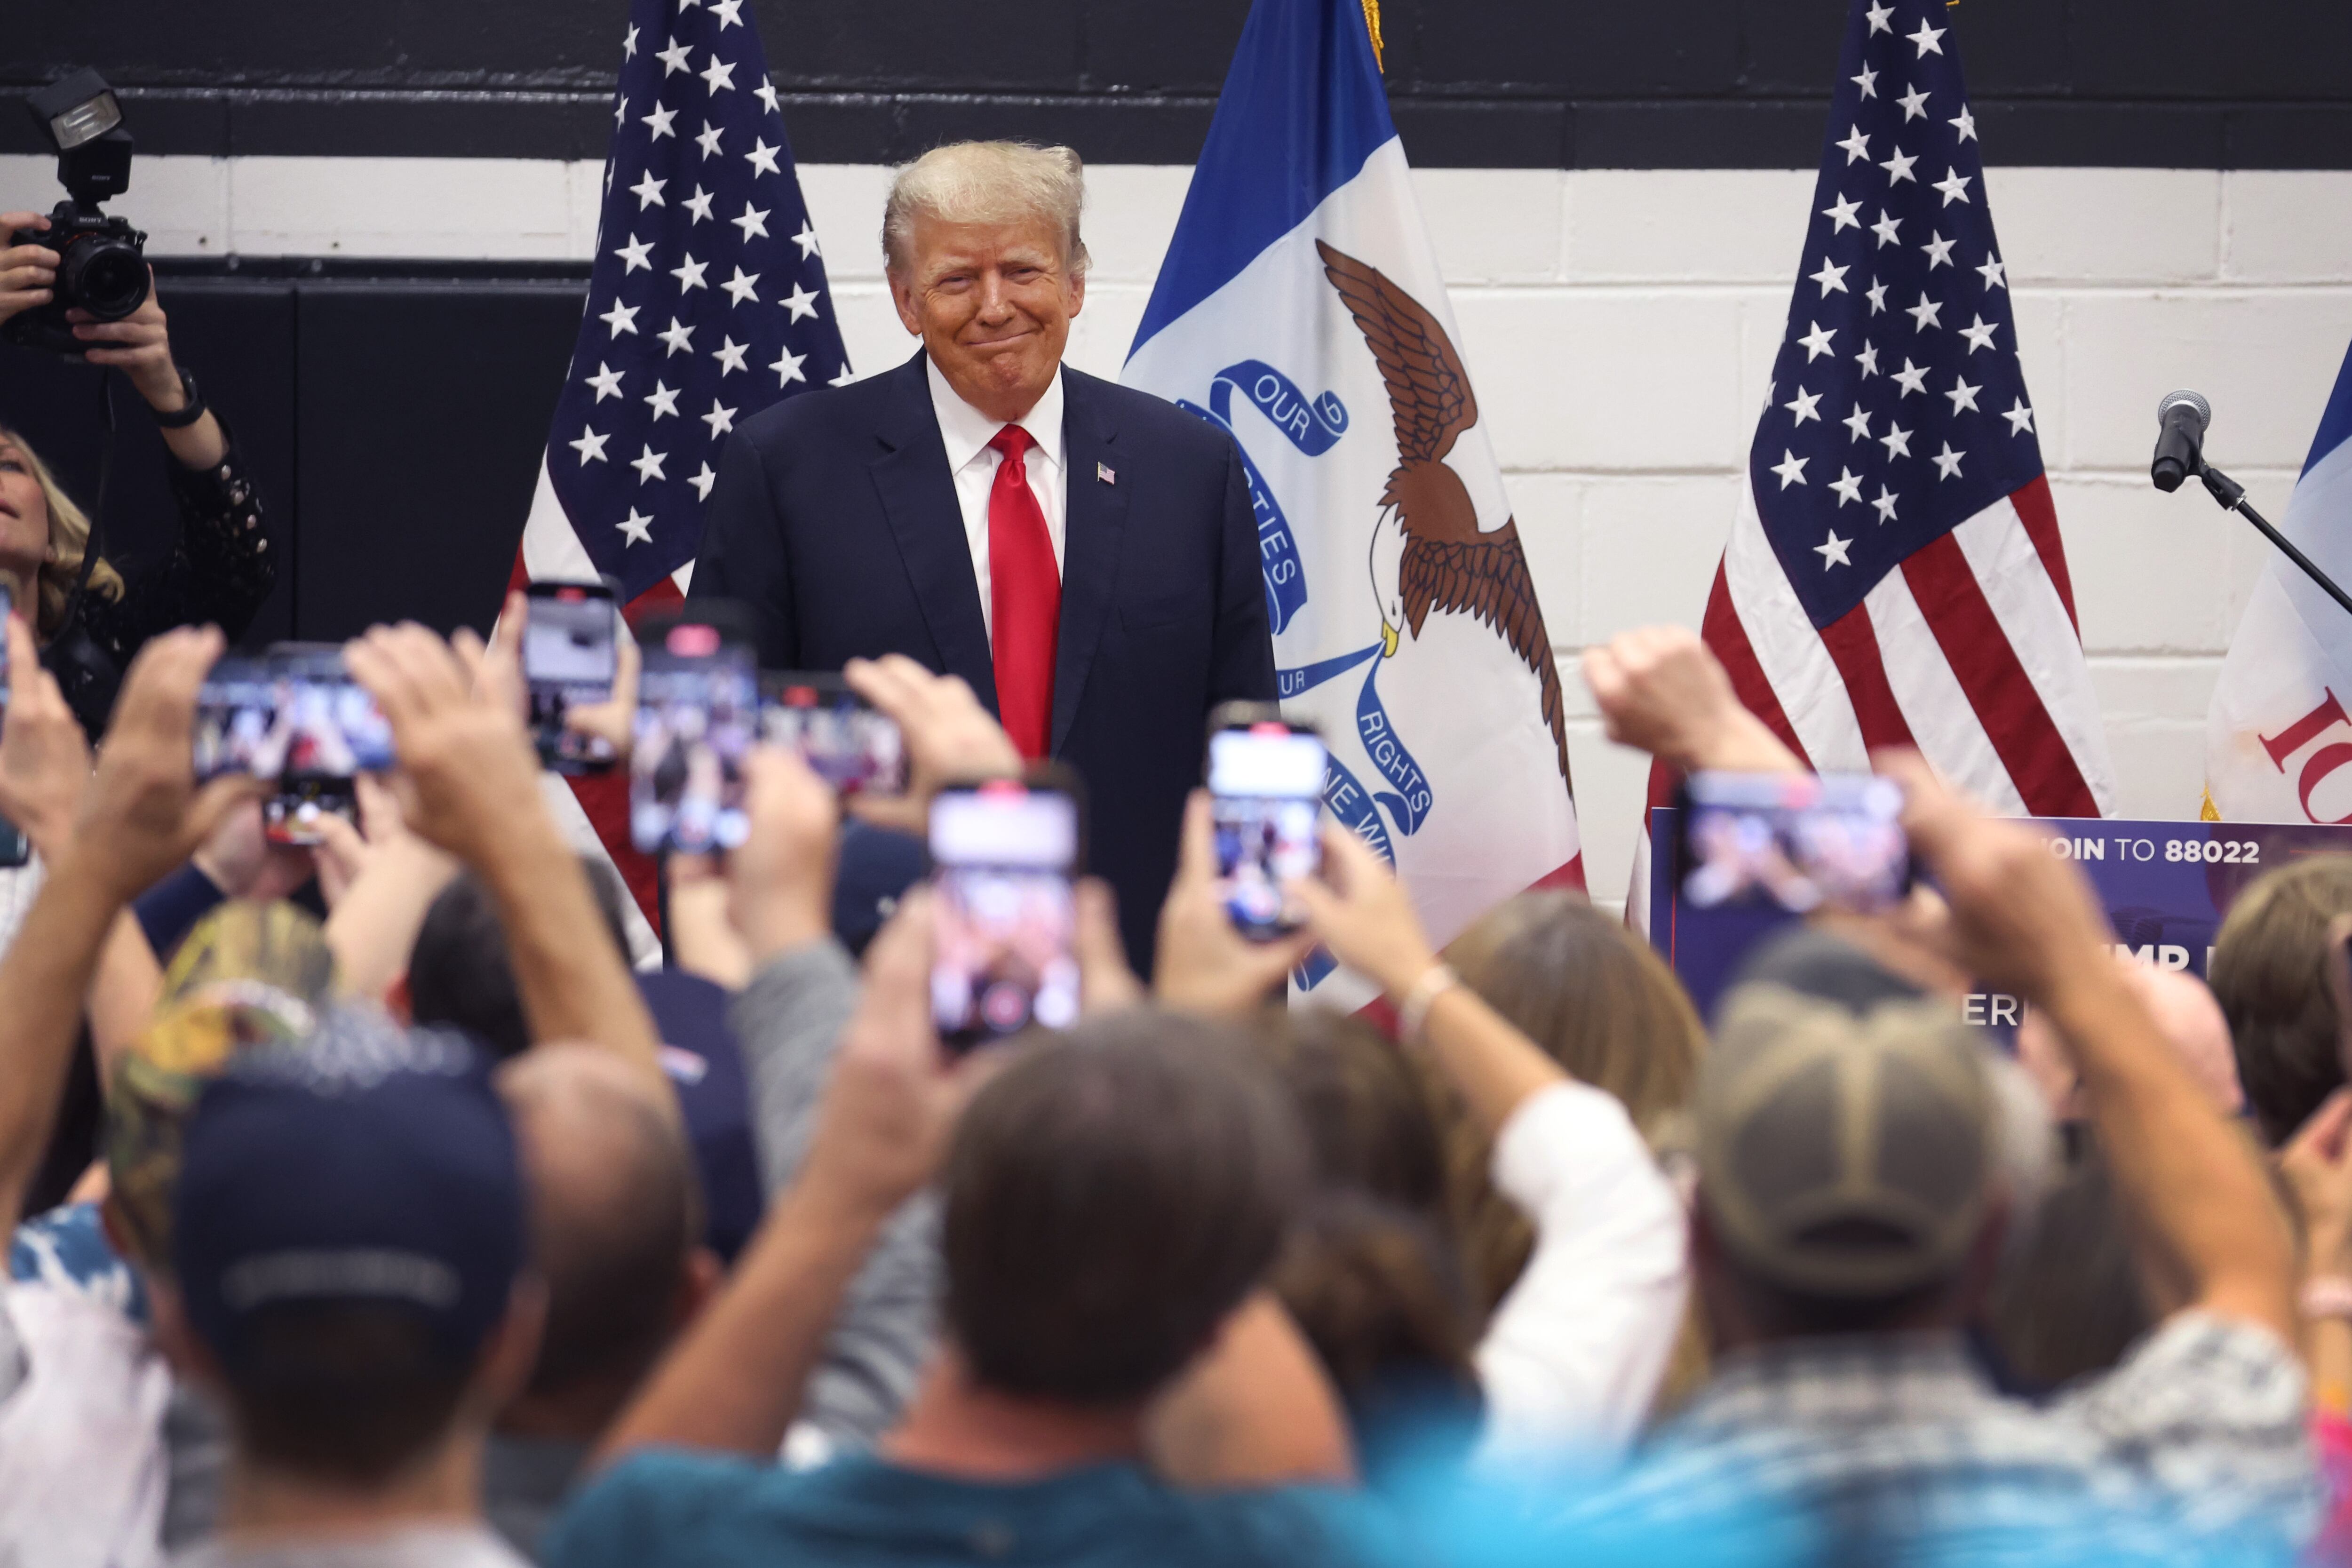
[2190, 457, 2352, 622]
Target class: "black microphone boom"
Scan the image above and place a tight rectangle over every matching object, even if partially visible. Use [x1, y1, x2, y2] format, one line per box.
[2152, 389, 2352, 623]
[2150, 389, 2210, 493]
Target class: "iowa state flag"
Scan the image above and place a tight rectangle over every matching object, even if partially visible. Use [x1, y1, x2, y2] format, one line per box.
[1124, 0, 1581, 1002]
[2207, 343, 2352, 822]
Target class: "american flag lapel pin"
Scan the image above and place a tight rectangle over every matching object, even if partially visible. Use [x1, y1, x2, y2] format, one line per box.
[1097, 461, 1116, 486]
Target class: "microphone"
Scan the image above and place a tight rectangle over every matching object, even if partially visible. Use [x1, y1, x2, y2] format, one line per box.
[2151, 389, 2211, 493]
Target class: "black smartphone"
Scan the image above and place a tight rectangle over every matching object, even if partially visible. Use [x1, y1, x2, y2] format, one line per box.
[524, 577, 621, 775]
[759, 672, 907, 796]
[1206, 702, 1326, 941]
[630, 608, 760, 855]
[1675, 770, 1912, 915]
[0, 581, 23, 868]
[929, 773, 1084, 1051]
[196, 645, 395, 846]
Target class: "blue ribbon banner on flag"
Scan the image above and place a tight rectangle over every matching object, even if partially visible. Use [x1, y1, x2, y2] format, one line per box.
[1279, 642, 1432, 843]
[1177, 359, 1349, 636]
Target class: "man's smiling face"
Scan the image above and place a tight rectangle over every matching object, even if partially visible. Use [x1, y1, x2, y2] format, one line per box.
[890, 213, 1085, 424]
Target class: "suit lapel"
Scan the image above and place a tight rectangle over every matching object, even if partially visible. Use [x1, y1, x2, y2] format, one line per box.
[1052, 369, 1129, 756]
[868, 350, 997, 708]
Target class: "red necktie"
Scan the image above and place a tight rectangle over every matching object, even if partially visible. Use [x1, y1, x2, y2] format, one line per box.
[985, 425, 1059, 759]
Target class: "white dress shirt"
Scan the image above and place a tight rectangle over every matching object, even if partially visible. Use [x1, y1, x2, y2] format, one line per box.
[926, 356, 1066, 639]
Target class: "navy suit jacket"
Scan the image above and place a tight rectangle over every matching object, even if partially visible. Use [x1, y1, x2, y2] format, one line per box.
[690, 349, 1277, 970]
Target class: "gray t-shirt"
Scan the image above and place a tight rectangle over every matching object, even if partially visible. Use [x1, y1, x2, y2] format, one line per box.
[173, 1522, 531, 1568]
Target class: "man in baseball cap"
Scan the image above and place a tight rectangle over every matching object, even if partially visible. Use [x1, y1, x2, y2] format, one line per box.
[153, 1008, 544, 1568]
[1696, 954, 1997, 1324]
[1581, 758, 2315, 1559]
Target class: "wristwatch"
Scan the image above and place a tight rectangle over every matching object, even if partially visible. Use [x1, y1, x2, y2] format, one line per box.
[151, 366, 207, 430]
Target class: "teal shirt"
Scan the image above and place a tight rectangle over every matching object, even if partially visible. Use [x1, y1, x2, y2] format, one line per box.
[547, 1450, 1406, 1568]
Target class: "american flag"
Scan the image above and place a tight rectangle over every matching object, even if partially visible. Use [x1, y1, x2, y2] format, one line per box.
[514, 0, 848, 929]
[1667, 0, 2114, 828]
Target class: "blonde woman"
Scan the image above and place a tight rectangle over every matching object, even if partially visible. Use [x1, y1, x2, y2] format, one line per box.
[0, 207, 275, 736]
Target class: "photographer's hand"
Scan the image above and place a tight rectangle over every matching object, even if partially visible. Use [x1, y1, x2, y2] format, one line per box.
[0, 214, 54, 329]
[73, 273, 228, 470]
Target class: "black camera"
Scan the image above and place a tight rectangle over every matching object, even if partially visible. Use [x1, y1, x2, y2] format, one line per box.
[3, 69, 149, 356]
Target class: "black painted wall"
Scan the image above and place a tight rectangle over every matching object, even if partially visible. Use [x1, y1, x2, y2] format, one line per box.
[0, 264, 585, 646]
[7, 0, 2350, 168]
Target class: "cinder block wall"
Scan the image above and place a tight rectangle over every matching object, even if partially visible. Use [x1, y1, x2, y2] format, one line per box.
[12, 153, 2348, 903]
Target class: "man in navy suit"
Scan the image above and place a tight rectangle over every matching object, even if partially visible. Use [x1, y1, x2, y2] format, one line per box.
[691, 142, 1276, 971]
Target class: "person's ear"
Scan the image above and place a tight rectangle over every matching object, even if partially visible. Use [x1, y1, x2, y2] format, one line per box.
[475, 1274, 549, 1414]
[1065, 263, 1086, 318]
[886, 269, 922, 337]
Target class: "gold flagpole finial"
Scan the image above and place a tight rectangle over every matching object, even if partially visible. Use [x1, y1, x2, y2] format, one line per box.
[1360, 0, 1384, 70]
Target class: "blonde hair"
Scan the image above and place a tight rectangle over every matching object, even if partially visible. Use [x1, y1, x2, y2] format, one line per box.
[1438, 891, 1707, 1311]
[882, 141, 1090, 278]
[0, 425, 125, 636]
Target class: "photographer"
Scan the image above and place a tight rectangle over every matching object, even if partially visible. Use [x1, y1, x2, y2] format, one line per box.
[0, 212, 274, 739]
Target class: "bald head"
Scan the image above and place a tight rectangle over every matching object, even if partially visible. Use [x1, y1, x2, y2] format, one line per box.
[497, 1045, 703, 1406]
[2017, 963, 2243, 1122]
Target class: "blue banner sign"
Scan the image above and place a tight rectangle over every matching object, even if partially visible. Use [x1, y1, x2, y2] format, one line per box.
[1646, 811, 2352, 1022]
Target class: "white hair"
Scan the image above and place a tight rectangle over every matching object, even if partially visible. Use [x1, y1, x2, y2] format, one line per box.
[882, 141, 1090, 278]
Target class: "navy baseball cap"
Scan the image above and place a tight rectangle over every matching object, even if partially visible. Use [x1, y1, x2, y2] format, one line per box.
[171, 1007, 527, 1374]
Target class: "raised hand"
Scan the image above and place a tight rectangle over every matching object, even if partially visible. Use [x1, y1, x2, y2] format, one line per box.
[0, 213, 54, 329]
[191, 796, 315, 903]
[842, 653, 1020, 835]
[1289, 820, 1439, 1003]
[802, 888, 993, 1217]
[1582, 625, 1803, 774]
[726, 745, 841, 964]
[1878, 749, 2114, 1009]
[69, 626, 263, 901]
[342, 622, 544, 867]
[1153, 791, 1315, 1019]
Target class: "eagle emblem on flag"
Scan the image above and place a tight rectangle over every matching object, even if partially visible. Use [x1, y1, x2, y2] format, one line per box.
[1319, 240, 1570, 786]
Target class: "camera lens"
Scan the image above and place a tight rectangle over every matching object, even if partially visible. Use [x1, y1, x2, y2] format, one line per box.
[61, 232, 148, 321]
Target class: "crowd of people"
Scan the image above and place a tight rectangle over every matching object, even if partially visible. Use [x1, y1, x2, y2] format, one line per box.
[0, 592, 2348, 1567]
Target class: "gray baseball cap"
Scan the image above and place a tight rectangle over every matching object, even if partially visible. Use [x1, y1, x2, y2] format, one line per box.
[1698, 959, 1994, 1300]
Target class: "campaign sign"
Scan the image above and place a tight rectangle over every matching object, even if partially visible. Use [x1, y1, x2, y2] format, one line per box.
[1647, 809, 2352, 1021]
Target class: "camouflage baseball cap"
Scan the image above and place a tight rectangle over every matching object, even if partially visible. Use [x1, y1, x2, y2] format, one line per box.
[1698, 975, 1994, 1300]
[104, 900, 337, 1270]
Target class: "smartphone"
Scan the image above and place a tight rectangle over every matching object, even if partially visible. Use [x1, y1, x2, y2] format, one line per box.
[760, 673, 907, 795]
[629, 609, 759, 855]
[524, 578, 620, 774]
[1206, 703, 1326, 941]
[929, 775, 1083, 1051]
[1675, 770, 1911, 915]
[193, 645, 395, 846]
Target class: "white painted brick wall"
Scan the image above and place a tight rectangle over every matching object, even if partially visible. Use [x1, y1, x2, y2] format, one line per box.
[8, 153, 2352, 906]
